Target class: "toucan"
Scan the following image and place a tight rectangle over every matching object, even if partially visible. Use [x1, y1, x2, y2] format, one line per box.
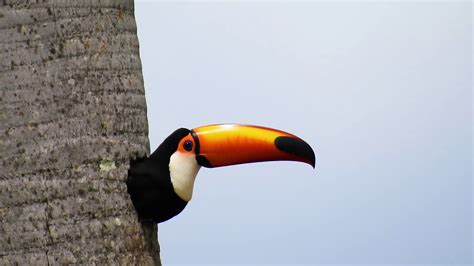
[127, 124, 315, 223]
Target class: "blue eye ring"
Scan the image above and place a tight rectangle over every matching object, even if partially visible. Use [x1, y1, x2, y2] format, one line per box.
[183, 140, 193, 151]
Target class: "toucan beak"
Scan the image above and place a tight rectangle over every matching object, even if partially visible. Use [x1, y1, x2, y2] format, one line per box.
[190, 124, 315, 168]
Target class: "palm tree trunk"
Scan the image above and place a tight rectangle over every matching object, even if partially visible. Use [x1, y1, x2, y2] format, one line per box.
[0, 0, 160, 264]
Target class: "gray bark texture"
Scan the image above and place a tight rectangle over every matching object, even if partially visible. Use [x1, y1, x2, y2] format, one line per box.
[0, 0, 161, 265]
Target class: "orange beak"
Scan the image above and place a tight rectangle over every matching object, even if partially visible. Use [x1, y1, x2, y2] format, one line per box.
[190, 124, 315, 168]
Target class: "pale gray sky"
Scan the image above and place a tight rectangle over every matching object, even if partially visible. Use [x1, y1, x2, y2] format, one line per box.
[135, 1, 472, 265]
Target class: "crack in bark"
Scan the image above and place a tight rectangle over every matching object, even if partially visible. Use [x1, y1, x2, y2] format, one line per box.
[45, 199, 53, 266]
[45, 250, 51, 266]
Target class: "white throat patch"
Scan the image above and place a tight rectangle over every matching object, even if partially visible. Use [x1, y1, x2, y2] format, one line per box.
[169, 151, 201, 202]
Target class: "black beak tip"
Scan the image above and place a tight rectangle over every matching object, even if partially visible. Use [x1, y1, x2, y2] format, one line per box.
[308, 148, 316, 169]
[275, 136, 316, 169]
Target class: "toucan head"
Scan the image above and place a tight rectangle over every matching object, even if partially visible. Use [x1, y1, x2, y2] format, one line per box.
[162, 124, 315, 202]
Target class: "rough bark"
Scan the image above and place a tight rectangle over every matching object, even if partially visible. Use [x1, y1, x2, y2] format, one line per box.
[0, 0, 160, 265]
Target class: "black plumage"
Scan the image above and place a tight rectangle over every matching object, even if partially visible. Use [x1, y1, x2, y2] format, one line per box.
[127, 128, 190, 223]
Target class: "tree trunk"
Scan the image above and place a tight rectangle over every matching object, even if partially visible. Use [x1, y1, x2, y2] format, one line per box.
[0, 0, 160, 264]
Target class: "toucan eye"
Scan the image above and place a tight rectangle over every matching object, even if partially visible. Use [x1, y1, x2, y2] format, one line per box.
[183, 140, 193, 151]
